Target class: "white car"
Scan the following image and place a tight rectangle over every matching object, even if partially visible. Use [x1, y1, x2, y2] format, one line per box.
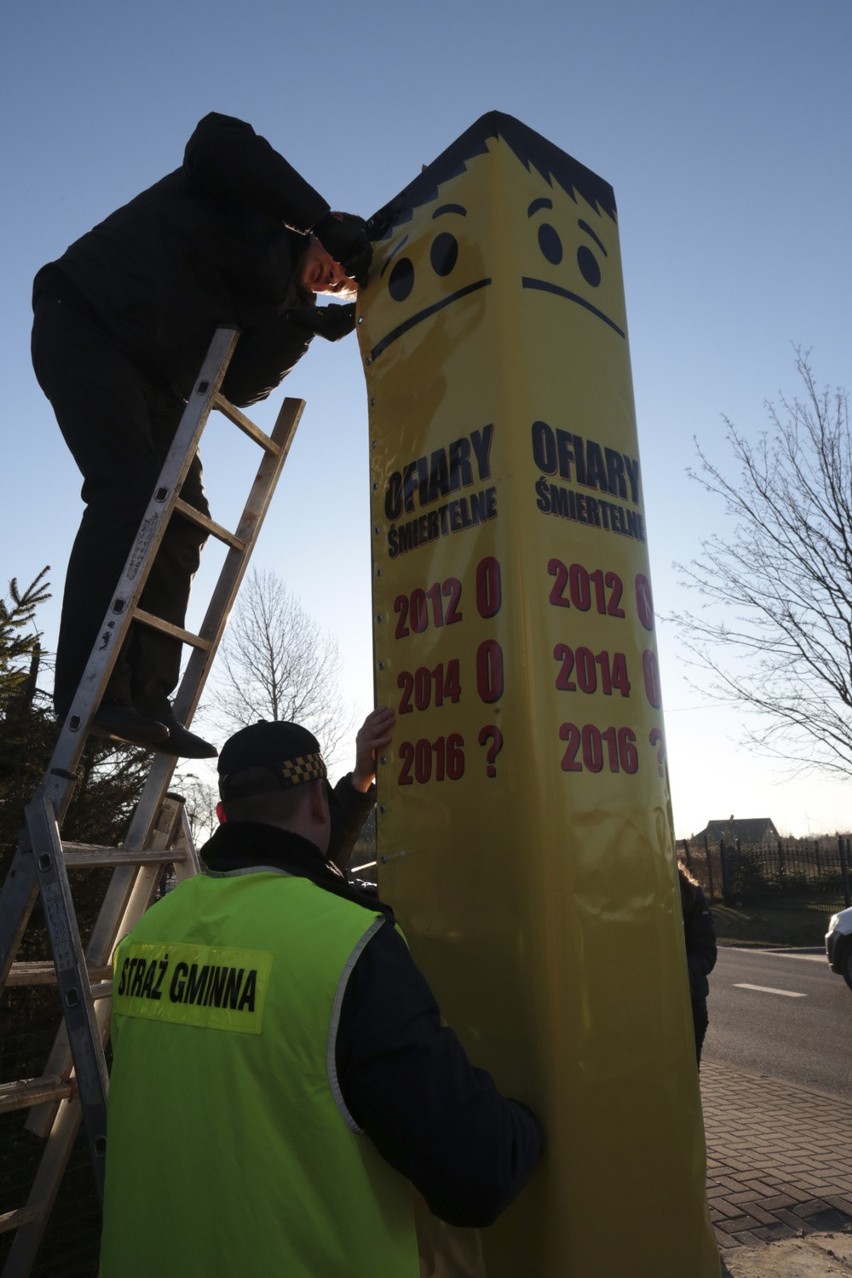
[826, 906, 852, 990]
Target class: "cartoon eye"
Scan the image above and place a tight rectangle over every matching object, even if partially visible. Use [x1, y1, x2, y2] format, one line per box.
[577, 245, 601, 288]
[388, 257, 415, 302]
[430, 232, 458, 277]
[537, 223, 563, 266]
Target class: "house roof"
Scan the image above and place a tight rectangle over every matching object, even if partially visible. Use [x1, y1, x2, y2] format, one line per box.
[695, 817, 780, 845]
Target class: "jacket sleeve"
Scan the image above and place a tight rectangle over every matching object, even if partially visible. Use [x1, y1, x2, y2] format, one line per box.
[184, 113, 330, 232]
[336, 921, 544, 1227]
[220, 309, 313, 406]
[683, 887, 717, 1000]
[327, 776, 375, 872]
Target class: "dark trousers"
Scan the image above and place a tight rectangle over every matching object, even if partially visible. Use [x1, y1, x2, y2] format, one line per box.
[692, 999, 709, 1066]
[31, 297, 210, 716]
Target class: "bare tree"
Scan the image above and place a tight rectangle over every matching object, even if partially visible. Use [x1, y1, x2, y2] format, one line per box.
[207, 568, 351, 759]
[171, 767, 219, 844]
[671, 351, 852, 779]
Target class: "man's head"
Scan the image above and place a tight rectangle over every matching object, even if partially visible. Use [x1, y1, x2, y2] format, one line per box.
[217, 720, 332, 848]
[296, 237, 359, 300]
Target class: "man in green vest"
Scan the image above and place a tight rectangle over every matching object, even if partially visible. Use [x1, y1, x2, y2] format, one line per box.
[101, 708, 543, 1276]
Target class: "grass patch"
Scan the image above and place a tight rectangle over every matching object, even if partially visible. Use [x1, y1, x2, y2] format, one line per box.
[712, 901, 835, 948]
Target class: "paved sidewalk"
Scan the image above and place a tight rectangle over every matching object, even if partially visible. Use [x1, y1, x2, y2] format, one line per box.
[700, 1059, 852, 1274]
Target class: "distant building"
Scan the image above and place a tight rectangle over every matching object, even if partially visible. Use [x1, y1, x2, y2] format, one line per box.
[694, 815, 780, 845]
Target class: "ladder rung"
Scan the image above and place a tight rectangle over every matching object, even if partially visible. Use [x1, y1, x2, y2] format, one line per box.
[0, 1075, 75, 1115]
[62, 841, 187, 868]
[0, 1205, 42, 1235]
[214, 394, 281, 452]
[129, 609, 212, 650]
[6, 961, 112, 988]
[173, 498, 247, 551]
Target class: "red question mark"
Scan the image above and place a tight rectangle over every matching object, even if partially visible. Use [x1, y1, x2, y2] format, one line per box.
[478, 725, 504, 777]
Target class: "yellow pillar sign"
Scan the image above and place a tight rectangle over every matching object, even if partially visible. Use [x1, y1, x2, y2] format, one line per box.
[358, 113, 719, 1277]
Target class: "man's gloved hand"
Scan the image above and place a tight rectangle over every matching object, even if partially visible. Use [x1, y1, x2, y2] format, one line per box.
[286, 303, 357, 342]
[313, 211, 372, 286]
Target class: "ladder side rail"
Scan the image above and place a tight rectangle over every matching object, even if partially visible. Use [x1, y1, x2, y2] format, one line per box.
[44, 326, 241, 823]
[0, 330, 241, 986]
[0, 846, 40, 986]
[3, 374, 298, 1275]
[23, 797, 108, 1202]
[22, 869, 160, 1146]
[100, 395, 303, 874]
[108, 754, 182, 865]
[59, 392, 303, 980]
[173, 395, 305, 728]
[2, 1096, 85, 1278]
[171, 802, 202, 881]
[4, 773, 180, 1138]
[63, 394, 305, 1008]
[22, 396, 303, 1134]
[24, 795, 189, 1139]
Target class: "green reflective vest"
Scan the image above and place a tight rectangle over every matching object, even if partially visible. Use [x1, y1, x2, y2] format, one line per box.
[100, 869, 418, 1277]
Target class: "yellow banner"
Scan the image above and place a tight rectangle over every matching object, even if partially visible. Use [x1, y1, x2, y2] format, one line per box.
[114, 940, 272, 1034]
[359, 114, 718, 1276]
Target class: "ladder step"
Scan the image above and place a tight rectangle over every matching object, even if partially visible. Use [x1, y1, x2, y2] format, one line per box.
[0, 1074, 76, 1116]
[0, 1205, 42, 1236]
[129, 609, 212, 650]
[6, 961, 112, 988]
[62, 841, 188, 868]
[214, 394, 281, 452]
[173, 498, 247, 551]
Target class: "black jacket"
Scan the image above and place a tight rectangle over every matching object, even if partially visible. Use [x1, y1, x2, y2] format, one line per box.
[199, 819, 544, 1227]
[34, 113, 326, 404]
[682, 883, 717, 1002]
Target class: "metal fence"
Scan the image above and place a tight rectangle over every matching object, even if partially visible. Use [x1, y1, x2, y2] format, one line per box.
[680, 835, 852, 911]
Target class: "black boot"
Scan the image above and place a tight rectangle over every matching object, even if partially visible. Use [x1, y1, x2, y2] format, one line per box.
[89, 700, 171, 747]
[155, 717, 218, 759]
[134, 694, 217, 759]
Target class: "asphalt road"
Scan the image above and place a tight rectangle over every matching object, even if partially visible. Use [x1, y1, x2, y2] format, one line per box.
[703, 946, 852, 1098]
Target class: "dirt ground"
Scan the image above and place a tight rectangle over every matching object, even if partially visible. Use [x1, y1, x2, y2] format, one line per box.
[722, 1231, 852, 1277]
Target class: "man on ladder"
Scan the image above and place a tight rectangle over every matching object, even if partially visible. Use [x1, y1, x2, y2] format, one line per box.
[31, 111, 371, 757]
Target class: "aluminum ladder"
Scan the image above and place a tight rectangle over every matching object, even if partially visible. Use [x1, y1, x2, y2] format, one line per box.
[0, 326, 304, 1275]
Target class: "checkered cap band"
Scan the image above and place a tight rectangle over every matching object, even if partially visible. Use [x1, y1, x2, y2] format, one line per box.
[218, 720, 327, 800]
[279, 752, 327, 787]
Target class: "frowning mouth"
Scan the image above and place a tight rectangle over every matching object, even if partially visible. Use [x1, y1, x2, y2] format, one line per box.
[522, 277, 625, 338]
[369, 278, 492, 361]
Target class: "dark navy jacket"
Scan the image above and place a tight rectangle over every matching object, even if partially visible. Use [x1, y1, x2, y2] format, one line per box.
[682, 883, 717, 1002]
[200, 802, 544, 1227]
[34, 113, 325, 404]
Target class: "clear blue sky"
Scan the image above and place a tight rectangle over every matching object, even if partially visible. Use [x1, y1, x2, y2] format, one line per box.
[2, 0, 850, 837]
